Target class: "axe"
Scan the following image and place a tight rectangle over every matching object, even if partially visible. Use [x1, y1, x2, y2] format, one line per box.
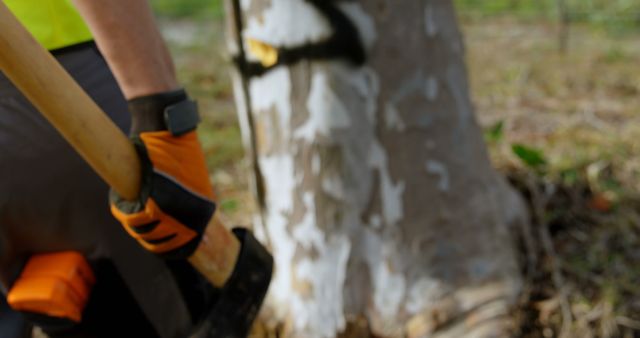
[0, 2, 271, 336]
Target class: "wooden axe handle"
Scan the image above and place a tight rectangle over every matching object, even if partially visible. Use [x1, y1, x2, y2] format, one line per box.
[0, 2, 239, 287]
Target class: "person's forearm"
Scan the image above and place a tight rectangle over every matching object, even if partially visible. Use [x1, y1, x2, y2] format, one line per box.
[72, 0, 178, 99]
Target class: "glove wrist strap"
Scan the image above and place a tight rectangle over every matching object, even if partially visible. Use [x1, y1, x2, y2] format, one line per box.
[128, 89, 201, 136]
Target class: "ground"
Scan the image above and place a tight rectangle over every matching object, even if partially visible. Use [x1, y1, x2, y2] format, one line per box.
[464, 16, 640, 338]
[157, 12, 640, 338]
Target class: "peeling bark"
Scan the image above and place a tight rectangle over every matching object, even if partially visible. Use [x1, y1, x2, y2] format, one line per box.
[225, 1, 528, 337]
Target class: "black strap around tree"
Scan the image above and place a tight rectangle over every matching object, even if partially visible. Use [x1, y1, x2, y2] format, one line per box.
[233, 0, 367, 78]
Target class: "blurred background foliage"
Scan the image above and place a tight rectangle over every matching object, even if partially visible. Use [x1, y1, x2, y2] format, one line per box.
[458, 0, 640, 33]
[151, 0, 640, 33]
[151, 0, 223, 18]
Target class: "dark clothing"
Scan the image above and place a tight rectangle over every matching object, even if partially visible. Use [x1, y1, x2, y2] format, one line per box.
[0, 296, 30, 338]
[22, 260, 159, 338]
[0, 43, 208, 337]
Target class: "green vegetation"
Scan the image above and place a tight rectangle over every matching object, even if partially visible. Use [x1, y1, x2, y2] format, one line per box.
[150, 0, 223, 18]
[511, 144, 548, 171]
[455, 0, 640, 33]
[149, 0, 640, 33]
[455, 0, 555, 19]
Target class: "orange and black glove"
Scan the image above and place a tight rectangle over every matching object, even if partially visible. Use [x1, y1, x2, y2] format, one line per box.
[110, 89, 216, 259]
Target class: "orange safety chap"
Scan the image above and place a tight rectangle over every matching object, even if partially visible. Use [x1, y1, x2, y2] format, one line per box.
[7, 251, 95, 323]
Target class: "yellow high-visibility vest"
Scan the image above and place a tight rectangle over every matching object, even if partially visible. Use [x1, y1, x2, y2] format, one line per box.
[5, 0, 92, 51]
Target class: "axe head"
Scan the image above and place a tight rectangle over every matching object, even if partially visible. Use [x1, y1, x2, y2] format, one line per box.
[194, 228, 273, 338]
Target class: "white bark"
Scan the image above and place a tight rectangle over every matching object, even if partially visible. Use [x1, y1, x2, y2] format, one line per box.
[225, 1, 528, 337]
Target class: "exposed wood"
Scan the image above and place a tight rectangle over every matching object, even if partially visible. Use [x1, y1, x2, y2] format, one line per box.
[188, 216, 240, 287]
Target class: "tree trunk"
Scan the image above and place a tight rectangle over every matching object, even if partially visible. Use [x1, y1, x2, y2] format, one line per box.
[224, 1, 528, 337]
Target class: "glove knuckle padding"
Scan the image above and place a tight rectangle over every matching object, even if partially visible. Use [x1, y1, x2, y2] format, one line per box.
[140, 131, 214, 200]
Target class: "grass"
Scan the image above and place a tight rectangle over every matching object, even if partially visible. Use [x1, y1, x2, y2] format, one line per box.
[455, 0, 640, 34]
[464, 17, 640, 186]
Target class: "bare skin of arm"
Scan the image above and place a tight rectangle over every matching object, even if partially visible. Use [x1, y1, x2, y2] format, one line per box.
[72, 0, 178, 99]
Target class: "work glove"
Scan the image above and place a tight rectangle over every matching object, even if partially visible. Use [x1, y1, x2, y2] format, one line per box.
[110, 89, 216, 259]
